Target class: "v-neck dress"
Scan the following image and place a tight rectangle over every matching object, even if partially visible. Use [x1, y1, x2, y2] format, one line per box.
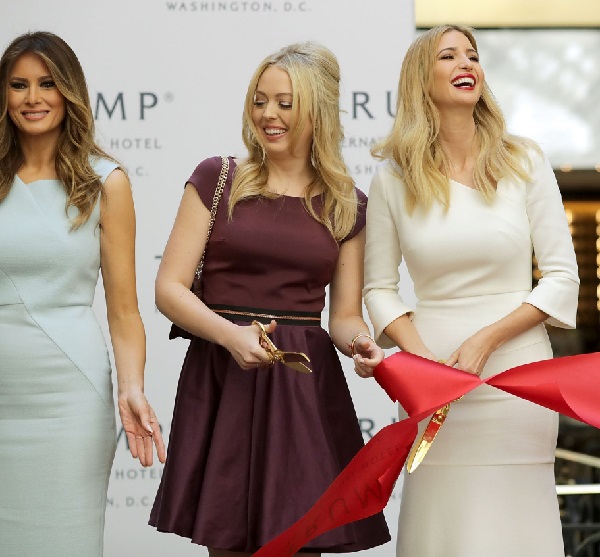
[364, 151, 579, 557]
[149, 156, 391, 553]
[0, 159, 118, 557]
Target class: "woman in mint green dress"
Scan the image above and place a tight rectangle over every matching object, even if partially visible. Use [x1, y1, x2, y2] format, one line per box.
[0, 31, 166, 556]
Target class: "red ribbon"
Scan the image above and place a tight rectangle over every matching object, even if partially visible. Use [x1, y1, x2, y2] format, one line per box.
[253, 351, 600, 556]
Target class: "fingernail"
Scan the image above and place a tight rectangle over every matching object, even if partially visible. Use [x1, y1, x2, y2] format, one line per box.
[146, 424, 154, 434]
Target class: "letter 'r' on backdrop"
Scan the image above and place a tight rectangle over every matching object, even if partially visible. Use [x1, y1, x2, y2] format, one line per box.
[2, 1, 414, 554]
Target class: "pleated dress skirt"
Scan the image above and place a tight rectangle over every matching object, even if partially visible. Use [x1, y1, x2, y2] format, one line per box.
[149, 320, 390, 553]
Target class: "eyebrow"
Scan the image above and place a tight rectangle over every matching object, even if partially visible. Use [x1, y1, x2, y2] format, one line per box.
[9, 75, 54, 81]
[254, 90, 293, 97]
[437, 46, 478, 56]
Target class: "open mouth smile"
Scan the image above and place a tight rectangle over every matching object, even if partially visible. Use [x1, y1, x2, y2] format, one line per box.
[22, 110, 50, 120]
[451, 74, 476, 89]
[264, 127, 286, 136]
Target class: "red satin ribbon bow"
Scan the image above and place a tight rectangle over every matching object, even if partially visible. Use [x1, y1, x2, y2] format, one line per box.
[253, 352, 600, 556]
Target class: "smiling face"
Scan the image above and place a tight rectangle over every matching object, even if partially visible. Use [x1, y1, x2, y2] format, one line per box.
[7, 52, 66, 142]
[251, 64, 312, 161]
[430, 29, 484, 110]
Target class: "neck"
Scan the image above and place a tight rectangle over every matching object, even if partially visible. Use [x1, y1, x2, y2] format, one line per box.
[265, 155, 316, 197]
[17, 131, 60, 177]
[437, 110, 478, 170]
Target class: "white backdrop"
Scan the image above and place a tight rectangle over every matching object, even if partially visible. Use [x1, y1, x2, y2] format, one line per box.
[2, 1, 415, 555]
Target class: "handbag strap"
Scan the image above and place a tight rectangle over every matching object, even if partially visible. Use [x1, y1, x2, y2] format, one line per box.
[195, 155, 230, 279]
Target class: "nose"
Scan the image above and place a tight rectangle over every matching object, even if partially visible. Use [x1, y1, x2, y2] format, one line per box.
[26, 85, 42, 104]
[459, 55, 473, 70]
[263, 100, 277, 119]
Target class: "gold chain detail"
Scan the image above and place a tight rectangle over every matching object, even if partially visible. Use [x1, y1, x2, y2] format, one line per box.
[195, 156, 230, 279]
[215, 308, 320, 321]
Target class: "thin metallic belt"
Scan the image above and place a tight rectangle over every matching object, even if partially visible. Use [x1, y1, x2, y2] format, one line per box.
[206, 303, 321, 326]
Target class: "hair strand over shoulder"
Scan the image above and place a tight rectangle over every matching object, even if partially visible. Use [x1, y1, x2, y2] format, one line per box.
[0, 31, 119, 229]
[372, 24, 539, 214]
[230, 41, 358, 241]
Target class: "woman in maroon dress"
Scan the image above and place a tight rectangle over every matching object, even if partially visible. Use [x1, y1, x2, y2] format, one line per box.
[149, 42, 390, 556]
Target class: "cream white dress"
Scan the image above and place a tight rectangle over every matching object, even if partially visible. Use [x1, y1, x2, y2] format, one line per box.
[363, 150, 579, 557]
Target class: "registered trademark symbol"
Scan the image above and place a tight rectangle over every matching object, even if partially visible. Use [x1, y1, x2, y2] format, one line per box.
[164, 92, 174, 102]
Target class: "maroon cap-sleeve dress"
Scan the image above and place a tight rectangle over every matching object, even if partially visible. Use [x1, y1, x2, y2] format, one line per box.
[149, 156, 390, 553]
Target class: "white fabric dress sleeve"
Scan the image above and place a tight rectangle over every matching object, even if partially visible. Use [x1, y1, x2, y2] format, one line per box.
[91, 157, 119, 183]
[363, 164, 413, 348]
[524, 150, 579, 328]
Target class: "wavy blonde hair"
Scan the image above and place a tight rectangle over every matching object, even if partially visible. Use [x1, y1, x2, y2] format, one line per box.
[373, 24, 538, 213]
[230, 41, 357, 241]
[0, 31, 117, 229]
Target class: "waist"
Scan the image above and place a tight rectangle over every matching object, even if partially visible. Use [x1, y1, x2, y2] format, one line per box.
[413, 290, 550, 357]
[416, 291, 530, 319]
[207, 303, 321, 326]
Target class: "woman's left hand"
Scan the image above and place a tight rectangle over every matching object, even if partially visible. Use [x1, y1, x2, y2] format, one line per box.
[118, 391, 167, 467]
[445, 326, 498, 377]
[352, 336, 385, 378]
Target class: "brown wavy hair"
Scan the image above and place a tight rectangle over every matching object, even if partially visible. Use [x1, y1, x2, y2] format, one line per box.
[0, 31, 117, 228]
[373, 24, 538, 213]
[230, 41, 357, 241]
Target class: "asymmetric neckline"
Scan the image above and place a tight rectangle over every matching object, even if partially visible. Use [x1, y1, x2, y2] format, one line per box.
[449, 178, 479, 192]
[15, 174, 60, 186]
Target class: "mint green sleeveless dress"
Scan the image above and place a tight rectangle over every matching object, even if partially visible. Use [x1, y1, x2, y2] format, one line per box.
[0, 159, 119, 557]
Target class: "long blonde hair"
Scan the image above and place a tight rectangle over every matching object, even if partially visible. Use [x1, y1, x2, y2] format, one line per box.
[230, 41, 357, 241]
[373, 24, 537, 213]
[0, 31, 117, 229]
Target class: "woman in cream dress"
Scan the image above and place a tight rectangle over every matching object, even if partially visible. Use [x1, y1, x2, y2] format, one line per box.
[363, 25, 579, 557]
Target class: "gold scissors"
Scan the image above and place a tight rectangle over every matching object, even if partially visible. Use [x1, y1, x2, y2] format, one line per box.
[406, 403, 452, 473]
[406, 360, 463, 473]
[253, 320, 312, 374]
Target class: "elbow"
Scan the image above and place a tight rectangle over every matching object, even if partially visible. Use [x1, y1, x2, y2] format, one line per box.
[155, 274, 192, 321]
[154, 277, 171, 318]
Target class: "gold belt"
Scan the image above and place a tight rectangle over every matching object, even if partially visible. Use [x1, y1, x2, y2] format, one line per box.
[206, 304, 321, 326]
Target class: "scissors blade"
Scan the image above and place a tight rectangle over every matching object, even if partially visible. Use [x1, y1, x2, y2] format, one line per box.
[406, 403, 451, 474]
[252, 321, 312, 373]
[283, 361, 312, 373]
[280, 351, 312, 373]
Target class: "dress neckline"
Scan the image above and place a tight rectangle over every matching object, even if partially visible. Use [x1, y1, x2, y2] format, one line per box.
[269, 191, 324, 200]
[230, 157, 324, 199]
[15, 174, 60, 186]
[449, 178, 479, 192]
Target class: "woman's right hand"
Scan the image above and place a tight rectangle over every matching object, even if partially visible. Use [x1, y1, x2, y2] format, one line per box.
[222, 320, 278, 369]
